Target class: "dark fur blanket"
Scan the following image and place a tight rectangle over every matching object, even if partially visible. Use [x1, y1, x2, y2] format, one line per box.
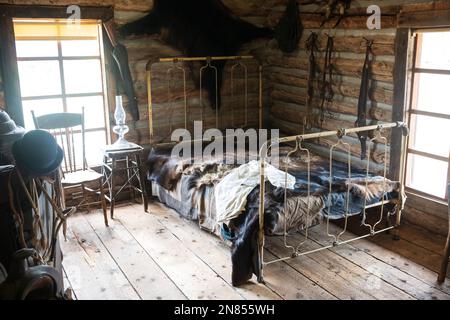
[146, 146, 399, 286]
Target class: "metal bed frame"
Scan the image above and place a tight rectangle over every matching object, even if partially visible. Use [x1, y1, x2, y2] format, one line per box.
[257, 122, 409, 282]
[146, 55, 263, 145]
[145, 55, 409, 285]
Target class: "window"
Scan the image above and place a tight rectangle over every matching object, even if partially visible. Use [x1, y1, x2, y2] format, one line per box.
[406, 30, 450, 200]
[14, 19, 109, 166]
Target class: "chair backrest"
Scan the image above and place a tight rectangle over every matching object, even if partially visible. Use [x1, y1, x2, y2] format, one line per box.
[31, 109, 86, 173]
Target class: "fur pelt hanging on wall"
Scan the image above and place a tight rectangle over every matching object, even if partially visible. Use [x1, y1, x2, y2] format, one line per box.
[119, 0, 302, 111]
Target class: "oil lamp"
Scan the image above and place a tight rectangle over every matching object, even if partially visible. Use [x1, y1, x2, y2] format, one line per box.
[110, 95, 135, 149]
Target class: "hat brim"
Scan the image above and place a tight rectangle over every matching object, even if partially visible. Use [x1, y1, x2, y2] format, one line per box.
[12, 139, 63, 177]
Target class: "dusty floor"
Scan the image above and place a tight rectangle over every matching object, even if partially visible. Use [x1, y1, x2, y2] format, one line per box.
[60, 201, 450, 300]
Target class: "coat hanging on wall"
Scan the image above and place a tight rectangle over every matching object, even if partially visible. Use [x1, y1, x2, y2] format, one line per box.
[118, 0, 301, 114]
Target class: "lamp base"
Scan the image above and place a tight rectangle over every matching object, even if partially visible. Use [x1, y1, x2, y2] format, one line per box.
[104, 138, 141, 152]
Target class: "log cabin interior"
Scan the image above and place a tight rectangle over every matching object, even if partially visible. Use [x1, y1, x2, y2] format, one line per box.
[0, 0, 449, 302]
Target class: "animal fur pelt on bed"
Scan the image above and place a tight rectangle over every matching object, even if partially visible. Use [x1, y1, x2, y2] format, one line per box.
[118, 0, 301, 110]
[146, 146, 187, 191]
[146, 141, 245, 191]
[228, 183, 321, 286]
[345, 177, 398, 200]
[228, 173, 398, 285]
[147, 146, 400, 286]
[186, 162, 235, 191]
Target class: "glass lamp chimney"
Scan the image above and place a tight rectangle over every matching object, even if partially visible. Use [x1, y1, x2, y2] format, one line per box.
[112, 95, 130, 146]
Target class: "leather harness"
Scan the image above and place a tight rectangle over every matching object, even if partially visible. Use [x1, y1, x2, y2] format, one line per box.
[304, 32, 319, 131]
[355, 39, 373, 160]
[319, 35, 335, 129]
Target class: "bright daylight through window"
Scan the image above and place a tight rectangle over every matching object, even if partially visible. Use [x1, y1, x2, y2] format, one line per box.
[406, 30, 450, 200]
[14, 19, 109, 166]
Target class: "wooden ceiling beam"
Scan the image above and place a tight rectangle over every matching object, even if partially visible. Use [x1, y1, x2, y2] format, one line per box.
[0, 4, 113, 21]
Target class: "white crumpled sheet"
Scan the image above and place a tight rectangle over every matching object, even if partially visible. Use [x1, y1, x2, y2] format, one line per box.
[215, 160, 295, 224]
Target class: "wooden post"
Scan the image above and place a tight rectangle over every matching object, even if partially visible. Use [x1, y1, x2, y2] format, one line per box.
[438, 184, 450, 282]
[0, 15, 24, 126]
[389, 28, 410, 181]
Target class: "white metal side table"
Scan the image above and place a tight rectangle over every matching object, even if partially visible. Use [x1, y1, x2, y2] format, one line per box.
[101, 144, 148, 220]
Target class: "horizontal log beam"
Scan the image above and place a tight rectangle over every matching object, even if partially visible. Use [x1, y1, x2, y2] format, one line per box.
[268, 12, 397, 30]
[0, 4, 113, 20]
[269, 71, 393, 106]
[270, 92, 392, 122]
[266, 55, 394, 83]
[398, 9, 450, 28]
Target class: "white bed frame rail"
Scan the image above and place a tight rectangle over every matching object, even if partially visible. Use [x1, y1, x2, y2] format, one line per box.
[257, 121, 409, 283]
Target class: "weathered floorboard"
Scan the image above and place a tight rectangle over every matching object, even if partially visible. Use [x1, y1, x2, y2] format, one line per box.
[60, 214, 140, 300]
[144, 202, 282, 300]
[112, 205, 244, 300]
[308, 223, 450, 299]
[61, 204, 450, 300]
[84, 211, 187, 300]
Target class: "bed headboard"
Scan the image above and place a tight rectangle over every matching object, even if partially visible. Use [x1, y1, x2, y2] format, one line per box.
[145, 55, 263, 146]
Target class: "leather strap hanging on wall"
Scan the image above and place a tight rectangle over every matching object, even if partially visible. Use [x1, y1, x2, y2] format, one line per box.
[304, 32, 318, 131]
[319, 35, 334, 129]
[355, 39, 373, 160]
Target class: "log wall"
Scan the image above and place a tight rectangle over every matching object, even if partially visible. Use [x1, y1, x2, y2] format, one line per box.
[261, 2, 397, 174]
[259, 0, 450, 235]
[0, 0, 448, 235]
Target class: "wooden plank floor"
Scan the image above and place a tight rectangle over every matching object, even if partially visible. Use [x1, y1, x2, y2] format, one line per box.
[60, 201, 450, 300]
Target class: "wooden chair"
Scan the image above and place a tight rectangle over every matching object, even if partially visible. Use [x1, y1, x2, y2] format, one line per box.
[31, 109, 109, 226]
[438, 184, 450, 283]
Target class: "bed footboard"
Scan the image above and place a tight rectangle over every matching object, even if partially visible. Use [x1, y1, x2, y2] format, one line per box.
[257, 121, 409, 283]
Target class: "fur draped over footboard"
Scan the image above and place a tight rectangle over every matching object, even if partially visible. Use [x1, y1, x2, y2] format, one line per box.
[147, 146, 399, 286]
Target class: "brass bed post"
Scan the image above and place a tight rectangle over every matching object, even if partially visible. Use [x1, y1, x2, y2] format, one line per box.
[146, 61, 154, 143]
[146, 60, 154, 199]
[259, 65, 263, 130]
[257, 139, 269, 283]
[159, 55, 253, 63]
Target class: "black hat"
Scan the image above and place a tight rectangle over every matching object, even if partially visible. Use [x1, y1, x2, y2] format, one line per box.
[12, 130, 63, 177]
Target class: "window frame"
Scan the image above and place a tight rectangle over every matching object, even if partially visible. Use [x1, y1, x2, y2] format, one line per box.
[15, 20, 110, 147]
[0, 4, 113, 127]
[405, 29, 450, 201]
